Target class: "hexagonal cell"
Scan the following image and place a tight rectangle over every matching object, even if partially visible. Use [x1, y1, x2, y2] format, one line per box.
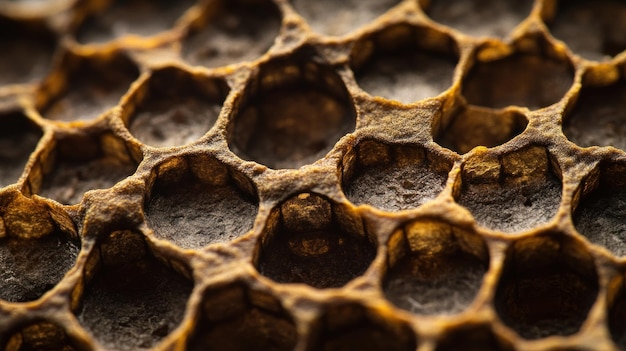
[39, 52, 139, 122]
[123, 67, 229, 148]
[186, 283, 297, 351]
[342, 140, 452, 212]
[609, 270, 626, 349]
[292, 0, 400, 37]
[456, 146, 562, 233]
[350, 24, 458, 104]
[75, 0, 195, 44]
[424, 0, 534, 39]
[0, 196, 79, 303]
[0, 18, 56, 87]
[495, 233, 599, 339]
[548, 0, 626, 61]
[312, 303, 417, 351]
[462, 52, 574, 110]
[181, 0, 281, 68]
[228, 52, 356, 169]
[32, 132, 141, 205]
[2, 320, 87, 351]
[434, 106, 528, 154]
[145, 154, 258, 250]
[563, 80, 626, 151]
[435, 324, 514, 351]
[383, 219, 489, 316]
[77, 230, 193, 350]
[573, 161, 626, 256]
[256, 193, 377, 289]
[0, 111, 43, 188]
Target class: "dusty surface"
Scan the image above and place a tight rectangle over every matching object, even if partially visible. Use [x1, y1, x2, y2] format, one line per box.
[0, 27, 54, 86]
[574, 188, 626, 257]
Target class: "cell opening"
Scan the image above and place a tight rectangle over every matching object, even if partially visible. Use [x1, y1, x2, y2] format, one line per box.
[145, 154, 259, 250]
[124, 67, 229, 148]
[383, 220, 489, 316]
[563, 80, 626, 151]
[435, 324, 514, 351]
[495, 233, 599, 339]
[34, 132, 141, 205]
[0, 112, 43, 188]
[342, 140, 452, 212]
[39, 52, 139, 122]
[455, 146, 562, 234]
[75, 0, 195, 44]
[548, 0, 626, 61]
[182, 0, 281, 68]
[256, 193, 377, 289]
[424, 0, 534, 39]
[2, 321, 87, 351]
[187, 283, 297, 351]
[77, 230, 193, 351]
[228, 53, 356, 169]
[573, 161, 626, 257]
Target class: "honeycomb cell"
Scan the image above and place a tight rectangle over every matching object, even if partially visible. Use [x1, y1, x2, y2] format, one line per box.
[383, 220, 489, 316]
[228, 53, 356, 169]
[124, 67, 228, 148]
[563, 80, 626, 151]
[256, 193, 377, 289]
[39, 52, 139, 122]
[424, 0, 533, 39]
[187, 283, 297, 351]
[0, 111, 42, 188]
[495, 233, 599, 339]
[0, 18, 55, 87]
[145, 154, 258, 249]
[77, 231, 193, 351]
[350, 24, 458, 104]
[34, 132, 140, 205]
[573, 161, 626, 256]
[456, 146, 562, 233]
[312, 303, 417, 351]
[434, 106, 528, 154]
[2, 321, 85, 351]
[609, 272, 626, 349]
[548, 0, 626, 61]
[75, 0, 194, 44]
[292, 0, 400, 37]
[342, 140, 451, 212]
[462, 52, 574, 110]
[181, 0, 281, 68]
[435, 324, 514, 351]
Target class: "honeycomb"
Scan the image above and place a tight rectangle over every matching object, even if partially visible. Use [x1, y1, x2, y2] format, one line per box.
[2, 0, 626, 350]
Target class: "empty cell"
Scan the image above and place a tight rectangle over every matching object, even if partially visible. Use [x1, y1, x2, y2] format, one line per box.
[425, 0, 533, 39]
[435, 324, 514, 351]
[548, 0, 626, 61]
[228, 54, 356, 169]
[36, 132, 140, 205]
[434, 107, 528, 154]
[187, 283, 297, 351]
[256, 193, 376, 289]
[383, 220, 489, 316]
[343, 141, 451, 212]
[76, 0, 194, 44]
[0, 112, 42, 188]
[0, 19, 56, 87]
[292, 0, 399, 37]
[573, 161, 626, 257]
[2, 321, 86, 351]
[456, 147, 562, 234]
[125, 67, 228, 148]
[77, 231, 193, 351]
[40, 53, 139, 122]
[313, 303, 417, 351]
[145, 155, 258, 250]
[462, 53, 574, 110]
[563, 81, 626, 151]
[495, 234, 599, 339]
[182, 0, 281, 68]
[351, 25, 458, 104]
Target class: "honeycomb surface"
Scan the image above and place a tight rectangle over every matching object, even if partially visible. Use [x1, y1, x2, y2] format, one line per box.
[1, 0, 626, 350]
